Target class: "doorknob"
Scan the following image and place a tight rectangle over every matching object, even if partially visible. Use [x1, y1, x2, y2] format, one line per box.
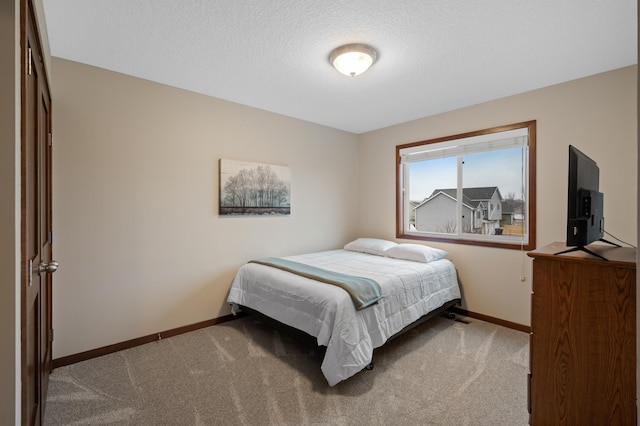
[39, 261, 59, 274]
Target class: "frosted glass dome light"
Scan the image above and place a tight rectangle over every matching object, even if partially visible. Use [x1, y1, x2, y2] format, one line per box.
[329, 44, 378, 77]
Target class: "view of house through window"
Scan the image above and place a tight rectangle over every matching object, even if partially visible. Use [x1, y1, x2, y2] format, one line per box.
[397, 121, 536, 250]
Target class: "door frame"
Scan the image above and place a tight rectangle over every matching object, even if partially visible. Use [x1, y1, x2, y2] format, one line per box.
[20, 0, 53, 424]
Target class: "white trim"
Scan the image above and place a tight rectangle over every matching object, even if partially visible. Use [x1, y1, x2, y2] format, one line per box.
[400, 130, 528, 163]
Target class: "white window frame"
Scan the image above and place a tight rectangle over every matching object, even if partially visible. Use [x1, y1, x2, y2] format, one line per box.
[396, 121, 536, 250]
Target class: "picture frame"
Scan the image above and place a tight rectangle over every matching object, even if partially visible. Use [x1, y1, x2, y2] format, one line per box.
[219, 159, 291, 216]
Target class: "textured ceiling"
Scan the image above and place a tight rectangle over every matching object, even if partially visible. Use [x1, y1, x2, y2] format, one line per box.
[42, 0, 636, 134]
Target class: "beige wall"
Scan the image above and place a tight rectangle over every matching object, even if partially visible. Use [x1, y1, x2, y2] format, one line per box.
[358, 66, 638, 326]
[51, 58, 361, 358]
[52, 61, 637, 358]
[0, 0, 20, 423]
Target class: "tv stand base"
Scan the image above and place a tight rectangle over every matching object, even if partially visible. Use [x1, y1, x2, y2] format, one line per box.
[554, 239, 621, 261]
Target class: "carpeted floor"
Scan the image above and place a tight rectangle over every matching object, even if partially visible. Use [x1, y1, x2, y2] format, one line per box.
[44, 314, 529, 425]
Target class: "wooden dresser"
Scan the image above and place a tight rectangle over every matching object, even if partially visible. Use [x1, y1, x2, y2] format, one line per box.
[527, 242, 636, 425]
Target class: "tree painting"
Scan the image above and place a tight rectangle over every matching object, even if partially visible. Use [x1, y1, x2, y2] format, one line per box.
[219, 159, 290, 216]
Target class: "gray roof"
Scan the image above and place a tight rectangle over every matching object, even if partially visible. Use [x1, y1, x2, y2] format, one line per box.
[501, 198, 525, 215]
[426, 186, 501, 208]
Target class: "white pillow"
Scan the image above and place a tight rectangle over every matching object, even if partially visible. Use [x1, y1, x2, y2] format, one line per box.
[385, 243, 448, 263]
[344, 238, 397, 257]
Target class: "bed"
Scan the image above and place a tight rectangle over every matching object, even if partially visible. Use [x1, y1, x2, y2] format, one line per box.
[227, 238, 462, 386]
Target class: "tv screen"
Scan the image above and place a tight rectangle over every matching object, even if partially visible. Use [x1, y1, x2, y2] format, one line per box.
[566, 145, 604, 247]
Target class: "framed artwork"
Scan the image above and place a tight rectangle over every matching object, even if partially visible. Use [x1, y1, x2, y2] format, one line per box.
[219, 159, 291, 216]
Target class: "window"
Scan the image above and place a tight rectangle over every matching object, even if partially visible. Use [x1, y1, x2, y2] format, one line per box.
[396, 121, 536, 250]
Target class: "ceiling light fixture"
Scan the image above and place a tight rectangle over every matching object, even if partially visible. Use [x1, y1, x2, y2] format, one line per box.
[329, 44, 378, 77]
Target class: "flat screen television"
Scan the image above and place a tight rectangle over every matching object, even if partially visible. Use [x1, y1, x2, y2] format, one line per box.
[555, 145, 617, 260]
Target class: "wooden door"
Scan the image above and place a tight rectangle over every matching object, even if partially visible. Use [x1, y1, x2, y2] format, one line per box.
[22, 1, 56, 424]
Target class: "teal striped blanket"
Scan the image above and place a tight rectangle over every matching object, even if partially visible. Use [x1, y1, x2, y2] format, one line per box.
[249, 257, 382, 310]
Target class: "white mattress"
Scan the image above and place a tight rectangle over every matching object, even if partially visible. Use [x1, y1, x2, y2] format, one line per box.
[227, 249, 461, 386]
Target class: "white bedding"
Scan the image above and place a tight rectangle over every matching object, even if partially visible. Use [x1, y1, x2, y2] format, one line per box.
[227, 249, 461, 386]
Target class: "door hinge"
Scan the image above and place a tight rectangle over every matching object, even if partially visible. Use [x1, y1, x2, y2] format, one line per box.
[49, 329, 54, 342]
[27, 47, 32, 76]
[49, 230, 53, 244]
[28, 259, 33, 286]
[48, 132, 52, 147]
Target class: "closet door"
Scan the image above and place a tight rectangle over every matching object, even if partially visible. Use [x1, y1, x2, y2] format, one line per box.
[22, 1, 56, 424]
